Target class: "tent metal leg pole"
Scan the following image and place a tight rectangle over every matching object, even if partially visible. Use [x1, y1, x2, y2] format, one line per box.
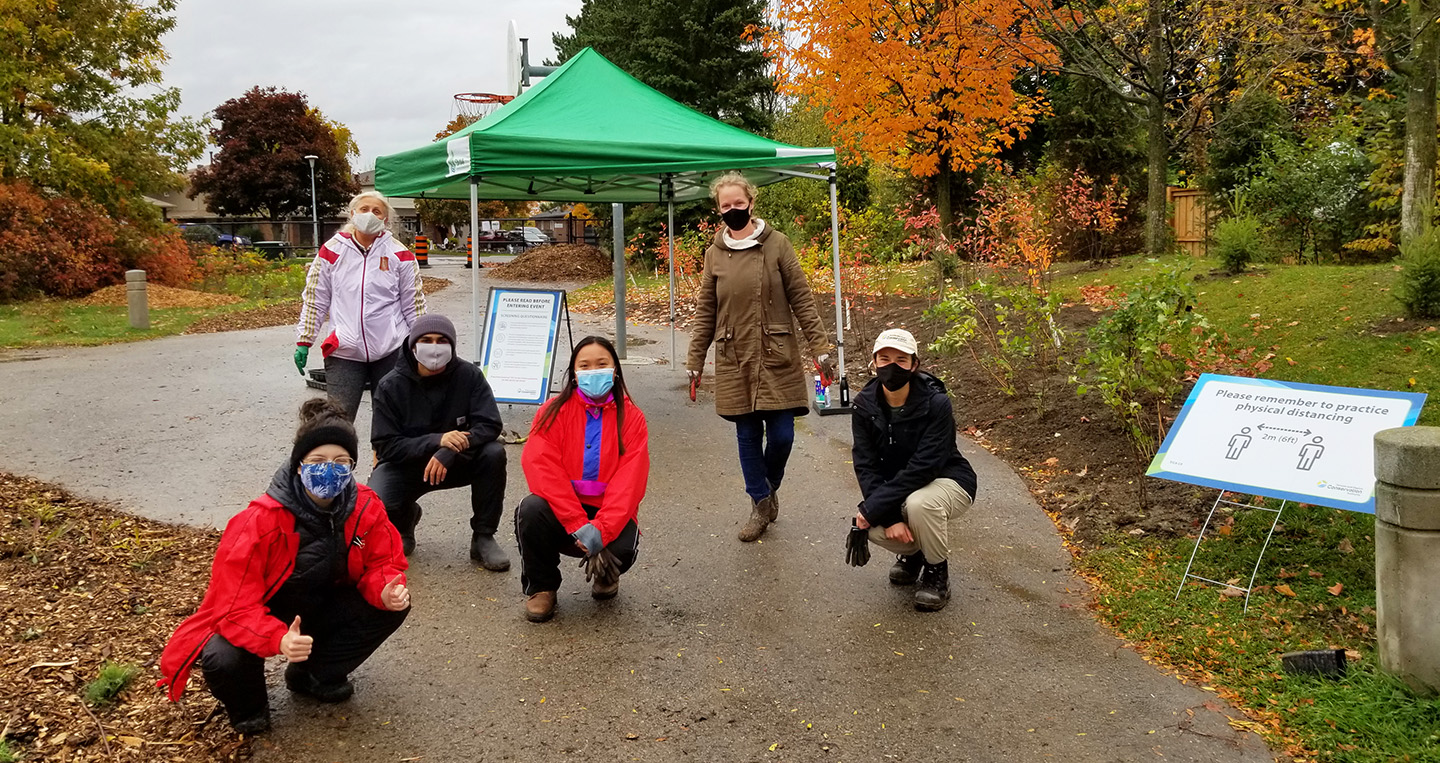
[470, 178, 481, 362]
[829, 172, 845, 384]
[668, 199, 677, 371]
[612, 203, 626, 359]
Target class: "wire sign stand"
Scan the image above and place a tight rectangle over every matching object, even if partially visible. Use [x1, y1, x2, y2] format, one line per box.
[1175, 490, 1286, 613]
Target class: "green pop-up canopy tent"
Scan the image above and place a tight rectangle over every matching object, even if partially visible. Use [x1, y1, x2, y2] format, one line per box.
[375, 48, 849, 395]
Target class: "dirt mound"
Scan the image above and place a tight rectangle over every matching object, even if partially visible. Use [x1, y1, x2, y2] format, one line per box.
[0, 473, 248, 761]
[489, 244, 611, 282]
[78, 284, 241, 309]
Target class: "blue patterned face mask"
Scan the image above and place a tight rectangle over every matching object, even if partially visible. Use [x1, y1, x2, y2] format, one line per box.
[299, 462, 353, 500]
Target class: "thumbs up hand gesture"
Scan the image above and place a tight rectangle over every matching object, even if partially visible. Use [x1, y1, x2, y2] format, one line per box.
[280, 616, 313, 662]
[381, 574, 410, 612]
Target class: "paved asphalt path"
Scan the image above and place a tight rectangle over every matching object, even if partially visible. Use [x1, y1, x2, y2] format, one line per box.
[0, 260, 1278, 762]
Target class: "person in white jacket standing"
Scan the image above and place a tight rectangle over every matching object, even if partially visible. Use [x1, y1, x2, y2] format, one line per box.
[295, 191, 427, 422]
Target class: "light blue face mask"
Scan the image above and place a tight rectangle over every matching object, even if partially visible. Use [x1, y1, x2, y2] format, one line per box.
[299, 462, 353, 500]
[576, 367, 615, 400]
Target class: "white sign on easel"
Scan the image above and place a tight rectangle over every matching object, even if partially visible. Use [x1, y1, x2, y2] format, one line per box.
[479, 288, 569, 406]
[1149, 374, 1426, 513]
[1153, 374, 1426, 610]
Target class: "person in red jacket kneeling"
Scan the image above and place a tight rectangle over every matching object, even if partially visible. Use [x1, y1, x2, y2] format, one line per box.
[158, 399, 411, 734]
[517, 336, 650, 623]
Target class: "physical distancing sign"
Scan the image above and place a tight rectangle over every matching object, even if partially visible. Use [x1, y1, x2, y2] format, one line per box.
[1149, 374, 1425, 513]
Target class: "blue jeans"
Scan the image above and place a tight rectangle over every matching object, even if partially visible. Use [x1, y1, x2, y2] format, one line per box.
[733, 411, 796, 502]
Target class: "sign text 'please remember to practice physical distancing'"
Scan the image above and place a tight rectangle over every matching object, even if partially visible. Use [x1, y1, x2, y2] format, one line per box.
[1147, 374, 1425, 512]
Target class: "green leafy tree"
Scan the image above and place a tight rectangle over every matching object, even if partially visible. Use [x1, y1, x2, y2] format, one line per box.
[190, 87, 357, 220]
[551, 0, 775, 132]
[1370, 0, 1440, 243]
[0, 0, 205, 218]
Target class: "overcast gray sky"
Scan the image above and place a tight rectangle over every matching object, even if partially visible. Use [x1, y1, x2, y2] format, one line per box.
[162, 1, 576, 170]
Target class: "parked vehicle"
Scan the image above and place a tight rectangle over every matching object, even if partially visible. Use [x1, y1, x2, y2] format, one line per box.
[520, 226, 552, 245]
[178, 223, 252, 249]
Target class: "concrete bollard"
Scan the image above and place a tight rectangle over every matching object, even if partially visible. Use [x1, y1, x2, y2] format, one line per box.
[1374, 426, 1440, 695]
[125, 269, 149, 330]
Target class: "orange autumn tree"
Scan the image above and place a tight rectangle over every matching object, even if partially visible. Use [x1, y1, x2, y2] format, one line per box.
[768, 0, 1056, 234]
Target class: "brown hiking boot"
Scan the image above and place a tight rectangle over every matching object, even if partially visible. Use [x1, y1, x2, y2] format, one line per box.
[762, 484, 779, 523]
[592, 577, 619, 600]
[525, 591, 556, 622]
[738, 497, 773, 542]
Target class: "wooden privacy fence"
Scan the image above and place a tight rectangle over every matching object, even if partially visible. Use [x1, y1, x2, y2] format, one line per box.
[1168, 186, 1211, 256]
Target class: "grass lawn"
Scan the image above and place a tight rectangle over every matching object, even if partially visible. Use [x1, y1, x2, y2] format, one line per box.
[1044, 254, 1440, 760]
[1052, 255, 1440, 424]
[1081, 503, 1440, 762]
[0, 301, 264, 349]
[0, 261, 307, 350]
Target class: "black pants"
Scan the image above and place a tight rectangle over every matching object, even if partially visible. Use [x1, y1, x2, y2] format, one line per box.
[199, 587, 408, 723]
[324, 348, 402, 423]
[515, 494, 639, 596]
[369, 439, 507, 536]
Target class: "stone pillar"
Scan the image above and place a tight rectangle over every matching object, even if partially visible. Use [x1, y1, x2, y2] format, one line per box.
[1374, 426, 1440, 695]
[125, 270, 149, 330]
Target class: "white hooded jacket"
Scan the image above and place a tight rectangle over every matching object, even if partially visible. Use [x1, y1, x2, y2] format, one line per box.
[295, 231, 426, 363]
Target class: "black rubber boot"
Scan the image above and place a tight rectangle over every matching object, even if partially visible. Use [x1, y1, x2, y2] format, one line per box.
[231, 710, 271, 735]
[285, 664, 354, 703]
[914, 560, 950, 612]
[400, 502, 422, 556]
[889, 553, 925, 585]
[470, 533, 511, 571]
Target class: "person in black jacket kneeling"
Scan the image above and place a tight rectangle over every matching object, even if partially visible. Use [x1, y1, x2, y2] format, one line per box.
[370, 314, 510, 570]
[851, 328, 978, 611]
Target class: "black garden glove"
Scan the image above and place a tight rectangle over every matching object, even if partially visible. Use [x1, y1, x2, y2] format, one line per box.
[845, 517, 871, 567]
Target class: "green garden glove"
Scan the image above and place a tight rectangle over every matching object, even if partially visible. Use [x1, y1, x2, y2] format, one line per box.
[293, 346, 309, 376]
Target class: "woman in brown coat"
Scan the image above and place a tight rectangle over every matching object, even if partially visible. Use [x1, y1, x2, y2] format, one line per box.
[686, 173, 834, 542]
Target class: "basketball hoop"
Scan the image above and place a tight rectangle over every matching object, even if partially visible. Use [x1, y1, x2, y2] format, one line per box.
[453, 92, 514, 122]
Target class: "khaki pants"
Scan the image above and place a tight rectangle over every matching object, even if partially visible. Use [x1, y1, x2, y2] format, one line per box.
[868, 478, 973, 565]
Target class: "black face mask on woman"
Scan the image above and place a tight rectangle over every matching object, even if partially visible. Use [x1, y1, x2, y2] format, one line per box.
[721, 206, 752, 231]
[875, 362, 914, 392]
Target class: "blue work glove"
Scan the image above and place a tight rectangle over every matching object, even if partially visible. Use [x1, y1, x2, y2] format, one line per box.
[294, 346, 309, 376]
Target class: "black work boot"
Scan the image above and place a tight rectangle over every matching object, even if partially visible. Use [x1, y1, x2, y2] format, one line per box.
[470, 533, 511, 571]
[231, 710, 271, 735]
[914, 560, 950, 612]
[889, 553, 925, 585]
[399, 502, 422, 556]
[285, 664, 354, 703]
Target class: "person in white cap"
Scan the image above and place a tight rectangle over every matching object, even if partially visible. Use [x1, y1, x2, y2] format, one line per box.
[850, 328, 977, 611]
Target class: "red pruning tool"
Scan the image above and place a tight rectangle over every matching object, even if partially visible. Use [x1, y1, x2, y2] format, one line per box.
[689, 374, 700, 402]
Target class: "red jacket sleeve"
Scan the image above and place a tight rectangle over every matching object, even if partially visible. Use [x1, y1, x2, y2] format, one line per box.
[210, 506, 293, 658]
[522, 400, 589, 534]
[595, 404, 649, 546]
[351, 488, 409, 609]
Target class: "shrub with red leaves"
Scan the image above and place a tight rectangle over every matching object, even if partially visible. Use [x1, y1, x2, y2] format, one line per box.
[0, 180, 195, 302]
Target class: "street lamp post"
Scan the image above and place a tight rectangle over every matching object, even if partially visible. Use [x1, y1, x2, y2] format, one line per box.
[304, 155, 319, 254]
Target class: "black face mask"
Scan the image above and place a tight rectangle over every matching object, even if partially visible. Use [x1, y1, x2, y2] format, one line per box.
[875, 362, 914, 392]
[721, 206, 752, 231]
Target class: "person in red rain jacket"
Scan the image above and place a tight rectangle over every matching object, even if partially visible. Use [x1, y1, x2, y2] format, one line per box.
[517, 336, 650, 623]
[159, 398, 411, 735]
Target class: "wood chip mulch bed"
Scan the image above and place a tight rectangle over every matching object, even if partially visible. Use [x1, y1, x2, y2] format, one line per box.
[78, 286, 242, 310]
[0, 474, 249, 762]
[183, 277, 452, 336]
